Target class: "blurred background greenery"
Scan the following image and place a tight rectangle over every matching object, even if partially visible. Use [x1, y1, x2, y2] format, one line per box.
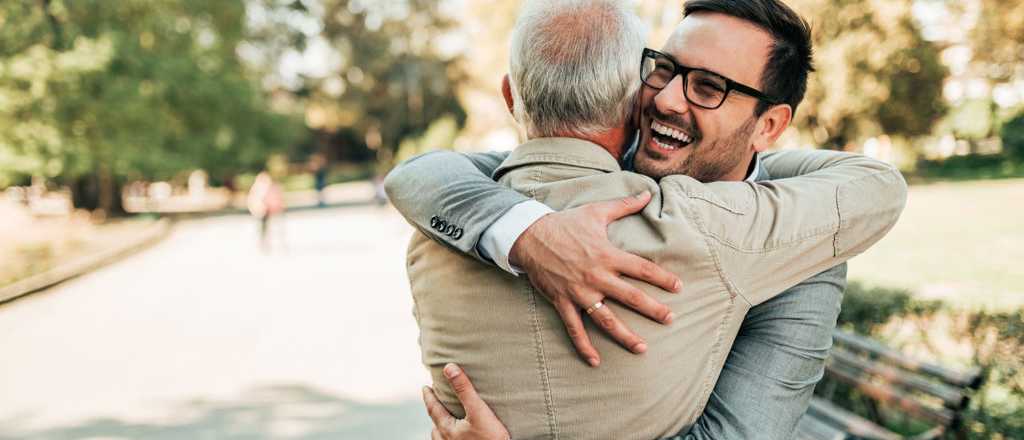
[2, 0, 1022, 213]
[2, 0, 1023, 200]
[0, 0, 1021, 438]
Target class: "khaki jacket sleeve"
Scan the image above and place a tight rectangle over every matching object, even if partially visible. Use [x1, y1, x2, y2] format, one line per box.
[661, 150, 907, 307]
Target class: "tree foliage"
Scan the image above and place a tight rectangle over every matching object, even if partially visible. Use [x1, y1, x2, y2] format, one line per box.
[790, 0, 948, 148]
[248, 0, 466, 170]
[967, 0, 1024, 83]
[1001, 110, 1024, 160]
[0, 0, 301, 211]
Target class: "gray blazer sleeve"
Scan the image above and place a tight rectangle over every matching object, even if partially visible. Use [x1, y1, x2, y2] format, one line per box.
[383, 150, 524, 263]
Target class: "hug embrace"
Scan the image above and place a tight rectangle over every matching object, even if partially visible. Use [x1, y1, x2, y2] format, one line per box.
[386, 0, 908, 439]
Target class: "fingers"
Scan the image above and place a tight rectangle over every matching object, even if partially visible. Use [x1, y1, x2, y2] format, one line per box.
[615, 250, 682, 294]
[592, 191, 651, 223]
[423, 385, 456, 433]
[431, 428, 445, 440]
[444, 363, 495, 421]
[598, 275, 674, 325]
[554, 299, 601, 367]
[587, 304, 647, 354]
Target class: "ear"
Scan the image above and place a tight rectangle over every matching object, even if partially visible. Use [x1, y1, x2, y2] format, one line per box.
[501, 74, 515, 116]
[752, 104, 792, 152]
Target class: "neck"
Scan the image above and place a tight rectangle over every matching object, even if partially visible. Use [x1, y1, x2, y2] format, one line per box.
[720, 152, 757, 181]
[536, 126, 631, 161]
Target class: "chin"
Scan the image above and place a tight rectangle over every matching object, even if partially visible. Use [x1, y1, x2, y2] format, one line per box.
[633, 155, 673, 181]
[636, 142, 690, 178]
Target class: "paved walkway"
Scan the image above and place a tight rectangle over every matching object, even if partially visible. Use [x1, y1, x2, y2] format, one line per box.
[0, 206, 433, 439]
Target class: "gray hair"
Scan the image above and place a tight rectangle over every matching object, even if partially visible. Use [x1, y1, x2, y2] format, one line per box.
[509, 0, 647, 138]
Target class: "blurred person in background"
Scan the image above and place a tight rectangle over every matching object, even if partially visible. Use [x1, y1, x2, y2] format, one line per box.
[247, 171, 285, 252]
[387, 0, 908, 438]
[310, 153, 329, 208]
[373, 174, 388, 206]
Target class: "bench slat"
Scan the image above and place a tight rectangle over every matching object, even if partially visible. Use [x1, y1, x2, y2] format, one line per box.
[833, 330, 983, 389]
[829, 347, 969, 409]
[827, 362, 957, 427]
[796, 411, 851, 440]
[805, 397, 901, 440]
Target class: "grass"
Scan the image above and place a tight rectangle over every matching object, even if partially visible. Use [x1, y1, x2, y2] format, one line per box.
[0, 209, 159, 288]
[847, 177, 1024, 311]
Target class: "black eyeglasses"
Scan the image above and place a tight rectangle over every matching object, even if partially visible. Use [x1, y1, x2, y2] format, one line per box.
[640, 48, 780, 110]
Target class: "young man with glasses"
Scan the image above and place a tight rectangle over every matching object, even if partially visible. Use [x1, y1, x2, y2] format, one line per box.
[389, 1, 907, 438]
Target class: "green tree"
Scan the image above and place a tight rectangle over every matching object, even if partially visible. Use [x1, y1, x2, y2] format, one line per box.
[791, 0, 948, 148]
[248, 0, 466, 171]
[0, 0, 301, 212]
[1001, 110, 1024, 160]
[0, 3, 113, 190]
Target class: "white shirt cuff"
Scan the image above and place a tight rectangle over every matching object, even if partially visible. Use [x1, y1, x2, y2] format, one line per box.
[477, 200, 554, 275]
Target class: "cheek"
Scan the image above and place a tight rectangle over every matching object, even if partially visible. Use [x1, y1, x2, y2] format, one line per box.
[638, 97, 655, 135]
[692, 112, 716, 138]
[696, 107, 746, 142]
[641, 86, 658, 101]
[640, 90, 657, 116]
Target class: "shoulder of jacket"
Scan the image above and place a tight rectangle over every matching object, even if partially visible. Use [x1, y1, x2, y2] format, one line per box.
[660, 175, 752, 215]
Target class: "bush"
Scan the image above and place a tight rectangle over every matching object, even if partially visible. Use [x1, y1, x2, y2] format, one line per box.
[827, 284, 1024, 439]
[1002, 111, 1024, 160]
[914, 154, 1024, 181]
[837, 282, 940, 334]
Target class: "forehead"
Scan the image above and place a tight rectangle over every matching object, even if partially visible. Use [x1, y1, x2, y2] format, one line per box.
[661, 12, 773, 88]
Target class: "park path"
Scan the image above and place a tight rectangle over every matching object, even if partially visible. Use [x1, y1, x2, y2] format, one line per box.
[0, 206, 433, 439]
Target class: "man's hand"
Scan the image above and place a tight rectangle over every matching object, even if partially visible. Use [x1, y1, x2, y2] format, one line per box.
[509, 191, 682, 367]
[423, 364, 510, 440]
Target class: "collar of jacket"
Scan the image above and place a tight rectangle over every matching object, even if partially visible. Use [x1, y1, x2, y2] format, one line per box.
[493, 137, 622, 181]
[494, 136, 772, 184]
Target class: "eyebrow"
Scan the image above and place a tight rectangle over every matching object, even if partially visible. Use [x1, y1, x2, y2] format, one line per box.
[659, 49, 723, 77]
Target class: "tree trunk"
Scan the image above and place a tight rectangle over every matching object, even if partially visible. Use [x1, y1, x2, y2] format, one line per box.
[70, 175, 100, 211]
[69, 169, 125, 216]
[97, 165, 125, 216]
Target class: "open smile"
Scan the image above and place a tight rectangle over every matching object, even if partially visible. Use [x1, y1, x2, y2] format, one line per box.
[650, 120, 695, 151]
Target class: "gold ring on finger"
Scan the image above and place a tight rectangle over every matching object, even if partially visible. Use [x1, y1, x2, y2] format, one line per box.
[585, 301, 605, 315]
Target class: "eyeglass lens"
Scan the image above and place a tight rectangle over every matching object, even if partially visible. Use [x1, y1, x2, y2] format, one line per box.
[641, 53, 729, 109]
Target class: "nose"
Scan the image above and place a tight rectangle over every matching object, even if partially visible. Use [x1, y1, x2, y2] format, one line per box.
[653, 74, 691, 118]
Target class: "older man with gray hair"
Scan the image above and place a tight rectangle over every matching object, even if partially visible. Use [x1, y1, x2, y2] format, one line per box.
[400, 0, 907, 439]
[507, 0, 643, 140]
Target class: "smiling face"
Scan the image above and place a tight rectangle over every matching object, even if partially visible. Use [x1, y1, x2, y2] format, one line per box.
[634, 12, 775, 182]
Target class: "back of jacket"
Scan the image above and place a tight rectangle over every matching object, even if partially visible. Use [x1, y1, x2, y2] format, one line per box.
[407, 138, 907, 440]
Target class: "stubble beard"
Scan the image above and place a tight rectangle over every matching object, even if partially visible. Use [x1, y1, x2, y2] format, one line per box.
[636, 115, 757, 183]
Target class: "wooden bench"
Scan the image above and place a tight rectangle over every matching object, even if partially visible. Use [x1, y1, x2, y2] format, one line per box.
[796, 329, 985, 440]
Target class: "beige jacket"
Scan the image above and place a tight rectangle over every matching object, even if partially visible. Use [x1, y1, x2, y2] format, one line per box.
[407, 138, 907, 440]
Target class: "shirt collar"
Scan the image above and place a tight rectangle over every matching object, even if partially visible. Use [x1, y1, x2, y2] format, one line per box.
[497, 135, 765, 182]
[746, 155, 761, 182]
[494, 137, 621, 180]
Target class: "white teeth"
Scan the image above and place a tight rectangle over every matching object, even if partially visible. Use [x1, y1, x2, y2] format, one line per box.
[651, 121, 692, 144]
[654, 138, 678, 150]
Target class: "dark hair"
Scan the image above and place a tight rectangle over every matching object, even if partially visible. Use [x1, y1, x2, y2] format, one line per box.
[684, 0, 815, 115]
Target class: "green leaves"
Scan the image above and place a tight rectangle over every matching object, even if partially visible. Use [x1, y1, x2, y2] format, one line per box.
[0, 0, 301, 209]
[251, 0, 468, 166]
[791, 0, 948, 148]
